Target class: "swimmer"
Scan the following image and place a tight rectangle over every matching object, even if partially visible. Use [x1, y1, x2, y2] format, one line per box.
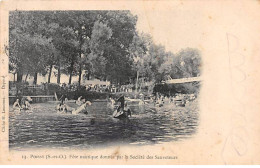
[56, 103, 66, 113]
[19, 96, 32, 110]
[107, 96, 115, 109]
[24, 100, 31, 110]
[26, 96, 32, 102]
[56, 99, 69, 113]
[13, 99, 21, 111]
[124, 103, 131, 117]
[24, 96, 32, 109]
[72, 101, 91, 115]
[76, 96, 83, 105]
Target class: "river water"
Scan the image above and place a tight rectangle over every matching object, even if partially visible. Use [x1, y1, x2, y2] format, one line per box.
[9, 100, 199, 150]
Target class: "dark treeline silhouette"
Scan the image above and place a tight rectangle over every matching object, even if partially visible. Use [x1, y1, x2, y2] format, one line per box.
[9, 11, 202, 91]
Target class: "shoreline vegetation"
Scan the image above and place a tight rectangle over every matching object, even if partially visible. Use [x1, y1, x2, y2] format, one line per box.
[8, 11, 201, 103]
[9, 81, 200, 103]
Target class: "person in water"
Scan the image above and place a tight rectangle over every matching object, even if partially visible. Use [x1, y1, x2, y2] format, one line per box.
[24, 99, 31, 109]
[76, 96, 82, 105]
[13, 99, 21, 110]
[72, 101, 91, 115]
[107, 96, 115, 109]
[76, 96, 86, 106]
[20, 96, 32, 110]
[124, 103, 131, 117]
[117, 95, 125, 112]
[56, 100, 68, 113]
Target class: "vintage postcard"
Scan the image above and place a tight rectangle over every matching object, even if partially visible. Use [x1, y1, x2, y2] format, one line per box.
[0, 0, 260, 165]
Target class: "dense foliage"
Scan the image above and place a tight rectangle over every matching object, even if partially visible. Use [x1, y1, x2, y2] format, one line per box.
[9, 11, 202, 88]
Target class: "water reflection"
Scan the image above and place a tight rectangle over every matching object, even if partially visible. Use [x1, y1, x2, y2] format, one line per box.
[9, 101, 199, 150]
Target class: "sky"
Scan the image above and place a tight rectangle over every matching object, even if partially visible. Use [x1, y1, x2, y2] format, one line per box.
[131, 1, 204, 54]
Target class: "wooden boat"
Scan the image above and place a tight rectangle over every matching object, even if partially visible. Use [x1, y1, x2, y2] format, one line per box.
[112, 109, 129, 119]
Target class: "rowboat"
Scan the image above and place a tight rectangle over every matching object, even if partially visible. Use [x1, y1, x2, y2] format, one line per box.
[112, 109, 129, 119]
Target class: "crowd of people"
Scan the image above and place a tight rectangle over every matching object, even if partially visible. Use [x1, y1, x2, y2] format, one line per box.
[85, 84, 134, 93]
[58, 83, 136, 93]
[55, 94, 132, 118]
[151, 93, 196, 107]
[12, 93, 92, 115]
[12, 89, 197, 120]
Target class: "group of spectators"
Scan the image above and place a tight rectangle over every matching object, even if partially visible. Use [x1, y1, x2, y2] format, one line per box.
[10, 80, 149, 97]
[85, 84, 134, 93]
[151, 92, 197, 107]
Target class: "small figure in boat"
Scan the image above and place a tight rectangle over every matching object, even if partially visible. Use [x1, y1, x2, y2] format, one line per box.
[72, 101, 92, 115]
[117, 95, 125, 112]
[13, 99, 21, 111]
[113, 101, 131, 119]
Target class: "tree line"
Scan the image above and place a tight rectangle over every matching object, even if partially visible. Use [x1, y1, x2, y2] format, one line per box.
[9, 11, 201, 86]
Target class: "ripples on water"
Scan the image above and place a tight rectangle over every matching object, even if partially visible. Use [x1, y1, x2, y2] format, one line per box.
[9, 100, 199, 150]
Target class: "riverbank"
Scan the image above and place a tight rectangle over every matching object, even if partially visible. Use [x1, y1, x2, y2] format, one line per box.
[9, 91, 148, 104]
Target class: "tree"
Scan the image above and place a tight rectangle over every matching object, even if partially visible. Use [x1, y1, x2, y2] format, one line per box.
[144, 43, 168, 83]
[99, 11, 138, 84]
[170, 48, 201, 78]
[9, 11, 54, 84]
[54, 11, 105, 85]
[82, 21, 112, 81]
[158, 51, 175, 81]
[9, 10, 201, 90]
[129, 32, 152, 91]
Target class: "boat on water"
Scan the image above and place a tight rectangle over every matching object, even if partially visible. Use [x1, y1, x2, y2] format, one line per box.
[112, 105, 131, 119]
[112, 109, 128, 119]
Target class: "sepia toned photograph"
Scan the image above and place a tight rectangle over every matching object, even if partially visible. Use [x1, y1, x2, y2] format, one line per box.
[1, 0, 260, 165]
[8, 10, 201, 150]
